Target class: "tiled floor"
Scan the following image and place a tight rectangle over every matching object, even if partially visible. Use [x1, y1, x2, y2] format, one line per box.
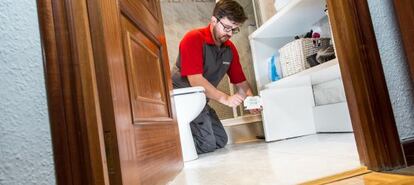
[169, 133, 361, 185]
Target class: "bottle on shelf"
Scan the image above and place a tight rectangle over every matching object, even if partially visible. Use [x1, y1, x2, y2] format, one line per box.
[268, 55, 280, 82]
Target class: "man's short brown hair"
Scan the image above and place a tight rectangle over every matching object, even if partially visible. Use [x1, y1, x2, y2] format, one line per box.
[213, 0, 248, 23]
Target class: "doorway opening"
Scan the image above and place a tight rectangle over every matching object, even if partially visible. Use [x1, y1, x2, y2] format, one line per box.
[161, 0, 360, 184]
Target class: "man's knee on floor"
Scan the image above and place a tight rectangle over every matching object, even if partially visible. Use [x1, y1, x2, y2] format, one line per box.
[216, 134, 228, 148]
[197, 143, 216, 154]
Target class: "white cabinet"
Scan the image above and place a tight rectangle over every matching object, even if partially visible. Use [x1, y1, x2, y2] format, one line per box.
[313, 102, 353, 132]
[260, 76, 316, 142]
[260, 59, 352, 141]
[249, 0, 353, 142]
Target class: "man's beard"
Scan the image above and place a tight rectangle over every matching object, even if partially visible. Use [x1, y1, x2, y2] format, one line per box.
[213, 25, 230, 44]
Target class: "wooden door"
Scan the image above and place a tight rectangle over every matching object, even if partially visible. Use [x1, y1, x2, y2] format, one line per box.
[393, 0, 414, 166]
[37, 0, 182, 184]
[87, 0, 182, 184]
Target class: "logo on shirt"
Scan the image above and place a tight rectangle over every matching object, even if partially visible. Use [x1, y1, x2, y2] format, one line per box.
[223, 61, 230, 65]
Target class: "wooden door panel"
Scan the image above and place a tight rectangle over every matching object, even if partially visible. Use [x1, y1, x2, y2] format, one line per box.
[122, 16, 171, 123]
[116, 1, 182, 184]
[140, 0, 161, 19]
[120, 0, 162, 37]
[86, 0, 182, 184]
[134, 124, 182, 185]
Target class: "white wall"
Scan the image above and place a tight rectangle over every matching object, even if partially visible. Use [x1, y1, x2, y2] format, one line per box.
[367, 0, 414, 140]
[0, 0, 55, 184]
[160, 0, 215, 69]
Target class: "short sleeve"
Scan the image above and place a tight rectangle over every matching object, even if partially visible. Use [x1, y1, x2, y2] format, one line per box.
[179, 31, 204, 76]
[227, 43, 246, 84]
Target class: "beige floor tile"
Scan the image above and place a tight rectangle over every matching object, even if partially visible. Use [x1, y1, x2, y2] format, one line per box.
[169, 133, 360, 185]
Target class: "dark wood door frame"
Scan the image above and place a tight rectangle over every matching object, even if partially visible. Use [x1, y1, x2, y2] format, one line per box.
[327, 0, 406, 171]
[393, 0, 414, 166]
[36, 0, 109, 184]
[393, 0, 414, 84]
[37, 0, 407, 184]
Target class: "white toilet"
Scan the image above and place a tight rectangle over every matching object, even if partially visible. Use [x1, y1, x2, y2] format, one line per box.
[171, 86, 206, 162]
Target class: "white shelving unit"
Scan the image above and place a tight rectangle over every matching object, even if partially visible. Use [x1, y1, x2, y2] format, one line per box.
[251, 0, 327, 39]
[249, 0, 327, 91]
[249, 0, 352, 142]
[265, 58, 340, 89]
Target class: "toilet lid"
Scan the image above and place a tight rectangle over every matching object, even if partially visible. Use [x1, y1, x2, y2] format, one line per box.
[172, 86, 205, 96]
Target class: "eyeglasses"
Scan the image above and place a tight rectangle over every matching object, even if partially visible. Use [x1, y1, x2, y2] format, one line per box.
[215, 17, 240, 34]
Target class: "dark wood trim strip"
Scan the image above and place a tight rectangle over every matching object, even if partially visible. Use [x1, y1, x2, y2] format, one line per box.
[393, 0, 414, 83]
[37, 0, 76, 184]
[327, 0, 406, 171]
[63, 0, 110, 184]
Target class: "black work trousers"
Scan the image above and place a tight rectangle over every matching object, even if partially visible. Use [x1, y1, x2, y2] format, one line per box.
[190, 105, 228, 154]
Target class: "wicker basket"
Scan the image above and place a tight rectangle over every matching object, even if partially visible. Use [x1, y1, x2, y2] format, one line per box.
[279, 38, 331, 77]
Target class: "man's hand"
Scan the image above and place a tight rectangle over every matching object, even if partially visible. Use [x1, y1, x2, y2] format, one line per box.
[219, 94, 244, 107]
[248, 108, 262, 114]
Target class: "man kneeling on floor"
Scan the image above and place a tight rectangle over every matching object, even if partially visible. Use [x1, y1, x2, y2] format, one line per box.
[172, 0, 261, 154]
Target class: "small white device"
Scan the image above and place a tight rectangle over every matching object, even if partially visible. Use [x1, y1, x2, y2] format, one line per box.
[243, 96, 263, 110]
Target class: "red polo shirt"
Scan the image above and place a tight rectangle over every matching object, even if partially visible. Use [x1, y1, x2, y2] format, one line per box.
[178, 25, 246, 84]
